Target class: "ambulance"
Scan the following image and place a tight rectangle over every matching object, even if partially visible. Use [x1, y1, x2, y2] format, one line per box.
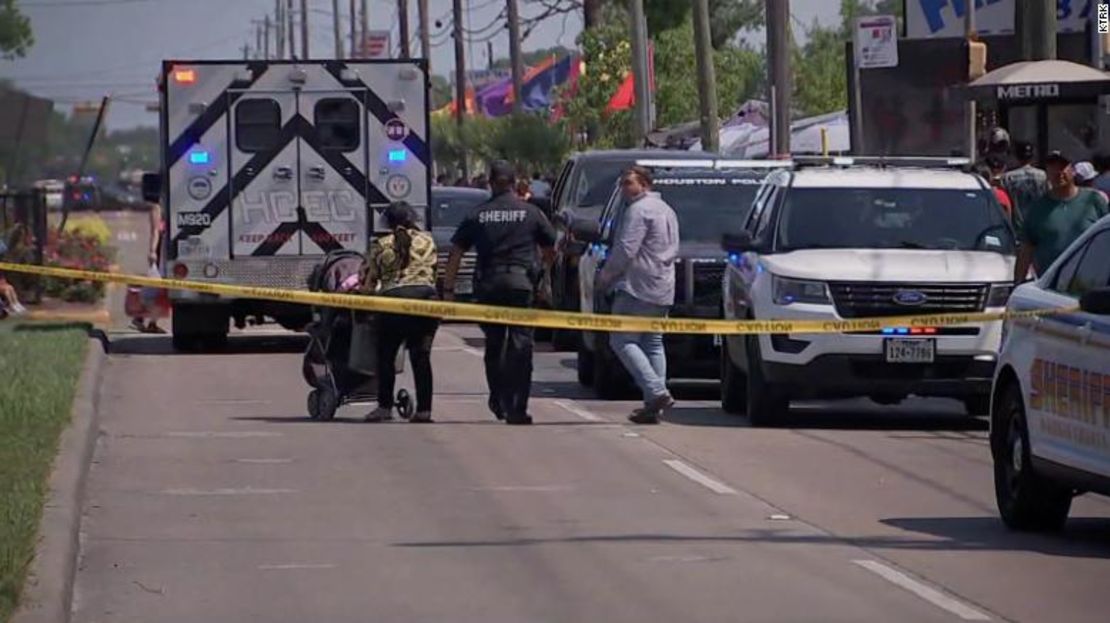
[991, 215, 1110, 531]
[148, 59, 430, 350]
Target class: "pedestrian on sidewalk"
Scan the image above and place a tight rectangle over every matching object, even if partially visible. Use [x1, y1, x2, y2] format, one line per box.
[597, 166, 679, 425]
[1074, 161, 1109, 202]
[0, 236, 26, 317]
[130, 201, 166, 334]
[1015, 151, 1109, 282]
[360, 202, 440, 423]
[444, 160, 557, 425]
[1002, 141, 1048, 231]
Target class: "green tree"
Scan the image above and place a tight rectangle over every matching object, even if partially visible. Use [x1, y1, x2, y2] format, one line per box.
[563, 6, 635, 148]
[0, 0, 33, 59]
[792, 0, 903, 117]
[653, 18, 762, 127]
[792, 21, 848, 116]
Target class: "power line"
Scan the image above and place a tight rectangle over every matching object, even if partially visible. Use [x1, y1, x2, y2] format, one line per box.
[20, 0, 173, 7]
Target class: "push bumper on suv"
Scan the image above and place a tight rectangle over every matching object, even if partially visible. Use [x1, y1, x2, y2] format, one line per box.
[760, 354, 996, 399]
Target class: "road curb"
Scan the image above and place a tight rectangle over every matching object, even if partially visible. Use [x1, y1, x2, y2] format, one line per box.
[13, 337, 106, 623]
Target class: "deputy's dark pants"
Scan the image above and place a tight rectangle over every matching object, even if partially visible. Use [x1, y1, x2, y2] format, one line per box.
[478, 288, 535, 418]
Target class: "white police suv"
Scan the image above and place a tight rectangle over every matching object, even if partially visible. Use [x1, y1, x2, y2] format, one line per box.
[721, 157, 1016, 425]
[991, 214, 1110, 531]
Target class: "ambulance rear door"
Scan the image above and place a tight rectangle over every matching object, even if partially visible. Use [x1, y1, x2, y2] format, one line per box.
[228, 90, 301, 257]
[296, 89, 369, 254]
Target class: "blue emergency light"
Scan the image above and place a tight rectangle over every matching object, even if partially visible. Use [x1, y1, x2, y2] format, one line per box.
[189, 150, 210, 165]
[388, 149, 407, 163]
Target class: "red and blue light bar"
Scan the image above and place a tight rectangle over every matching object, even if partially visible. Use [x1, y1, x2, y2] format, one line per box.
[881, 327, 938, 335]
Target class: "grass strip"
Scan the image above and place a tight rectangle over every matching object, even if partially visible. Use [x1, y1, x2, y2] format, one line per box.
[0, 322, 88, 622]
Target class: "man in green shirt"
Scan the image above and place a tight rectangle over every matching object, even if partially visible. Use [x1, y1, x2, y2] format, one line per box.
[1015, 151, 1109, 282]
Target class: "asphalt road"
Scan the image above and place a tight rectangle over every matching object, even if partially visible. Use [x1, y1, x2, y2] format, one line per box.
[68, 211, 1110, 622]
[71, 319, 1110, 623]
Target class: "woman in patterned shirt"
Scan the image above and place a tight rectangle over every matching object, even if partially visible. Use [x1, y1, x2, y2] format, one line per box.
[361, 202, 440, 423]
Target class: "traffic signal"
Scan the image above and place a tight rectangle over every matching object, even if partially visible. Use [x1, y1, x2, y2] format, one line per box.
[968, 39, 988, 81]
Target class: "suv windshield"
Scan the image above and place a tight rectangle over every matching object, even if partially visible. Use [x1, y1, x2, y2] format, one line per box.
[776, 187, 1014, 253]
[655, 178, 760, 242]
[575, 161, 629, 208]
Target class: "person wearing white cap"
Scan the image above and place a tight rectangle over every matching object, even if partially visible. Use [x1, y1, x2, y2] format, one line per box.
[1074, 161, 1109, 202]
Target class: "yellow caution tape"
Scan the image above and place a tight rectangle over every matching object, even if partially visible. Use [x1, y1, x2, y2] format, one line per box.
[0, 261, 1076, 335]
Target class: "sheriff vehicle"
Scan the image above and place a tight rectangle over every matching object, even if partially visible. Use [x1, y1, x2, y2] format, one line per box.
[150, 59, 429, 350]
[991, 214, 1110, 531]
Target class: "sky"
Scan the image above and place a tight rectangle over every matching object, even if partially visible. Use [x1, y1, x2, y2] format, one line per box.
[1, 0, 838, 131]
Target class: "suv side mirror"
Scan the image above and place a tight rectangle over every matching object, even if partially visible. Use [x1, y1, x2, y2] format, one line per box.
[141, 172, 161, 203]
[570, 218, 602, 244]
[721, 231, 756, 254]
[1079, 287, 1110, 315]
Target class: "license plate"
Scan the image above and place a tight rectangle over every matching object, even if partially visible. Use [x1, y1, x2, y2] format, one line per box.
[178, 238, 210, 259]
[455, 280, 473, 295]
[884, 338, 935, 363]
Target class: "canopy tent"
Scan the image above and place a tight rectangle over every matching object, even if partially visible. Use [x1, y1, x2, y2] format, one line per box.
[690, 110, 850, 157]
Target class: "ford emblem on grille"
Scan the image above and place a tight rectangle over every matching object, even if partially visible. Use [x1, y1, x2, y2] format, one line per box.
[892, 290, 928, 306]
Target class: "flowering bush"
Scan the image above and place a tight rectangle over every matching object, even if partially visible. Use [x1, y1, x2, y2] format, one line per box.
[42, 227, 117, 303]
[63, 216, 113, 246]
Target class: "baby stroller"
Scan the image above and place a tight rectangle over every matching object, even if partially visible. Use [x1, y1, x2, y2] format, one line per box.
[302, 249, 414, 421]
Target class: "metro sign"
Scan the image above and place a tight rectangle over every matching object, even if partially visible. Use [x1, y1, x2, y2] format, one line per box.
[996, 83, 1061, 100]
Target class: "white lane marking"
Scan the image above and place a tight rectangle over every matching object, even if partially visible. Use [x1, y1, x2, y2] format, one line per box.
[116, 231, 138, 242]
[162, 487, 297, 496]
[472, 485, 574, 492]
[258, 563, 336, 570]
[554, 400, 602, 422]
[852, 560, 991, 621]
[235, 458, 293, 464]
[662, 459, 737, 495]
[165, 431, 281, 438]
[196, 399, 273, 405]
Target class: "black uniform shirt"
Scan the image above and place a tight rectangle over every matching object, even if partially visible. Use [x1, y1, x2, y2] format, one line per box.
[451, 190, 556, 291]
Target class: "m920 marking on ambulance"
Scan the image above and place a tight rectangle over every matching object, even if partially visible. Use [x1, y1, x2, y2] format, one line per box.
[152, 58, 430, 351]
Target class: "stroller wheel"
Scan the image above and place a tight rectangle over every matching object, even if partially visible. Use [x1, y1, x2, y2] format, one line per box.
[307, 390, 321, 420]
[317, 388, 339, 421]
[396, 389, 414, 420]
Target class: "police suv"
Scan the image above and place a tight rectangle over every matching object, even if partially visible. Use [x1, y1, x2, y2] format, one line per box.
[991, 214, 1110, 531]
[148, 59, 429, 350]
[720, 157, 1016, 425]
[570, 159, 790, 399]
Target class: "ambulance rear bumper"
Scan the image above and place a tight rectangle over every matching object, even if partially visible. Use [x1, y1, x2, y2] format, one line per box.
[168, 257, 323, 298]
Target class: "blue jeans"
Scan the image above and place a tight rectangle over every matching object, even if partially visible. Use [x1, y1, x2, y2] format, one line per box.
[609, 291, 670, 403]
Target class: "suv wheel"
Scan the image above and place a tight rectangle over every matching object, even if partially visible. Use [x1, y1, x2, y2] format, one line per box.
[963, 394, 991, 416]
[720, 340, 747, 414]
[745, 335, 789, 426]
[991, 381, 1072, 532]
[577, 340, 595, 387]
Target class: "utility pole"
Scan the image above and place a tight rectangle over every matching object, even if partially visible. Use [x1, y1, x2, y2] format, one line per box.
[766, 0, 791, 158]
[418, 0, 431, 62]
[1016, 0, 1057, 60]
[453, 0, 468, 178]
[333, 0, 344, 58]
[287, 0, 296, 59]
[487, 40, 494, 69]
[349, 0, 358, 57]
[629, 0, 653, 144]
[361, 0, 369, 56]
[507, 0, 524, 114]
[692, 0, 718, 152]
[276, 0, 285, 59]
[300, 0, 310, 59]
[255, 22, 264, 59]
[242, 42, 251, 60]
[398, 0, 412, 58]
[965, 0, 976, 162]
[264, 15, 271, 59]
